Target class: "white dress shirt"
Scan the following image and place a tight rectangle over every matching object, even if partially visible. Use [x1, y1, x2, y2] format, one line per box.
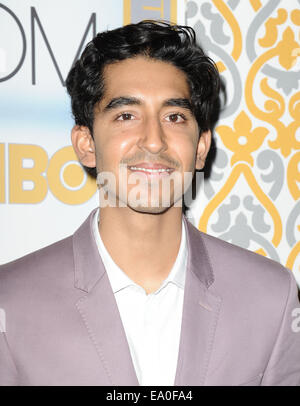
[92, 209, 187, 386]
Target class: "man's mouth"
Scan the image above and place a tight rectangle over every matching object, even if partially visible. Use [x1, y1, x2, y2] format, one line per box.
[127, 163, 175, 175]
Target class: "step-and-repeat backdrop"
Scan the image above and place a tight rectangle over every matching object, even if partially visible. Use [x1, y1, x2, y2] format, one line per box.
[0, 0, 299, 286]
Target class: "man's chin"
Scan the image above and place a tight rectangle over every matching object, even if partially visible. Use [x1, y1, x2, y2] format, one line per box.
[126, 197, 183, 214]
[128, 204, 171, 215]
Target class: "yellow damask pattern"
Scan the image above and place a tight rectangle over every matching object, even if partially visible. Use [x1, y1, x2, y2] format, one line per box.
[188, 0, 300, 284]
[199, 163, 282, 246]
[245, 27, 300, 156]
[217, 111, 268, 166]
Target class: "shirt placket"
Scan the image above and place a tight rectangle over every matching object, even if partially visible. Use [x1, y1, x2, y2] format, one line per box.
[140, 292, 160, 385]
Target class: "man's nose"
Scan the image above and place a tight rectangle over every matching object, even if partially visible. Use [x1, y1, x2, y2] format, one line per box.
[137, 117, 168, 154]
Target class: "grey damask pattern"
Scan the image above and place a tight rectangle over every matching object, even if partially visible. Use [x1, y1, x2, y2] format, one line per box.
[186, 0, 198, 18]
[227, 0, 240, 10]
[212, 195, 240, 232]
[256, 150, 284, 200]
[243, 196, 271, 233]
[204, 148, 229, 199]
[286, 201, 300, 247]
[218, 212, 280, 261]
[200, 2, 231, 45]
[193, 19, 242, 118]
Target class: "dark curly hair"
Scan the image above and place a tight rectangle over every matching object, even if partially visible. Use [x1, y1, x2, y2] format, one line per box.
[66, 20, 220, 178]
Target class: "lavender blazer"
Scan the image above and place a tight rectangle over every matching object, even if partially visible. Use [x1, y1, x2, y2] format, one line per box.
[0, 208, 299, 386]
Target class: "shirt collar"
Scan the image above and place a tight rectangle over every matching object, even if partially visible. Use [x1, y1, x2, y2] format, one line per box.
[92, 208, 187, 294]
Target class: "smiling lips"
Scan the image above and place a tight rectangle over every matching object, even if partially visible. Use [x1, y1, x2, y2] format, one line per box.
[127, 162, 174, 176]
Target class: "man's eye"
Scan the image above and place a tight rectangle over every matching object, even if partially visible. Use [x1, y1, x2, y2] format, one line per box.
[116, 113, 134, 121]
[166, 113, 186, 123]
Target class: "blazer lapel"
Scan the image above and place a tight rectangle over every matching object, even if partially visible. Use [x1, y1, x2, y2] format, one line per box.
[73, 208, 139, 386]
[174, 217, 222, 386]
[72, 208, 221, 386]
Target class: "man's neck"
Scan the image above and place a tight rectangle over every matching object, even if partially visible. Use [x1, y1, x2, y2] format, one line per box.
[98, 206, 183, 294]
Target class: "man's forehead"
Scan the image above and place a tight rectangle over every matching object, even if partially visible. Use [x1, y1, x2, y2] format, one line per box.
[103, 55, 187, 75]
[99, 56, 191, 108]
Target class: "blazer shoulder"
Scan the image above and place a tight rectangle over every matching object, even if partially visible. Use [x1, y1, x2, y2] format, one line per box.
[0, 235, 74, 287]
[196, 228, 292, 290]
[193, 229, 300, 331]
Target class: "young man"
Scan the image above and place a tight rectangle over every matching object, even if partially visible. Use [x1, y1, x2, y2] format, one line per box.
[0, 21, 299, 386]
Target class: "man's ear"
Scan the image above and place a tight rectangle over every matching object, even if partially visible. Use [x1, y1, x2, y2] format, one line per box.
[195, 130, 212, 170]
[71, 125, 96, 168]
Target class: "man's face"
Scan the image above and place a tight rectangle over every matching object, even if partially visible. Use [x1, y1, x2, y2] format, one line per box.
[75, 56, 211, 213]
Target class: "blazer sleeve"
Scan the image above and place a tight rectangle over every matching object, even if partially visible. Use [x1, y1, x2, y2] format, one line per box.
[261, 270, 300, 386]
[0, 327, 19, 386]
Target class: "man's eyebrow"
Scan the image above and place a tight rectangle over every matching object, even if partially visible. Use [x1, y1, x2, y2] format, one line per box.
[103, 96, 141, 111]
[163, 98, 193, 111]
[102, 96, 193, 112]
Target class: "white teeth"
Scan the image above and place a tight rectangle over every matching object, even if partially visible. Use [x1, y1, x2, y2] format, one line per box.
[129, 166, 172, 173]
